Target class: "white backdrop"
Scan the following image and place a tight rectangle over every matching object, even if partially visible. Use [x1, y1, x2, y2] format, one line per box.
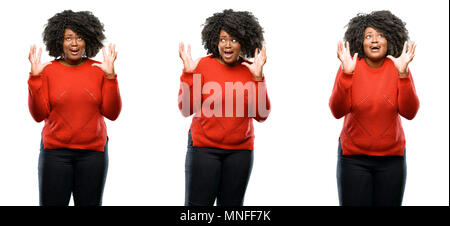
[0, 0, 448, 206]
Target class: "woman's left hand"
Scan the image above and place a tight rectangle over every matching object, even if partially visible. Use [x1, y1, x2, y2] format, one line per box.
[387, 41, 416, 77]
[242, 46, 267, 81]
[92, 43, 118, 79]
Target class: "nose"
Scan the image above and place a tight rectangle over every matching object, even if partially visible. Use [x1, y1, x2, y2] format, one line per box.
[371, 36, 379, 43]
[70, 39, 79, 46]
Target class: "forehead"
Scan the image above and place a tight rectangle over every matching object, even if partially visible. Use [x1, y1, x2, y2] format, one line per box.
[219, 29, 233, 37]
[64, 28, 80, 36]
[364, 27, 383, 34]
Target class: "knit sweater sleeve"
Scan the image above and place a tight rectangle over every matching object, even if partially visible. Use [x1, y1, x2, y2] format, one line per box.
[253, 77, 271, 122]
[178, 71, 202, 117]
[101, 76, 122, 121]
[329, 66, 353, 119]
[28, 73, 50, 122]
[397, 70, 420, 120]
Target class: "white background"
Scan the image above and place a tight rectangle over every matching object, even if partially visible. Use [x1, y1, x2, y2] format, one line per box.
[0, 0, 448, 206]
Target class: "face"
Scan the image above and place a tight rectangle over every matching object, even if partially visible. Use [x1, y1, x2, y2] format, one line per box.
[363, 27, 388, 62]
[62, 28, 86, 65]
[217, 30, 242, 65]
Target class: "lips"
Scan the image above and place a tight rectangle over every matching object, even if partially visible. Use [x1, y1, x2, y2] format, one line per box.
[223, 50, 234, 58]
[70, 49, 80, 55]
[370, 46, 380, 51]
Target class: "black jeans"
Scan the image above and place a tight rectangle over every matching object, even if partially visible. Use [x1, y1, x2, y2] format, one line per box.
[38, 139, 109, 206]
[185, 131, 253, 206]
[337, 139, 406, 206]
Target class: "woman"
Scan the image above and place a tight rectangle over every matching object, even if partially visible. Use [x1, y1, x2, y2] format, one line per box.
[178, 9, 271, 206]
[28, 10, 121, 206]
[329, 10, 419, 206]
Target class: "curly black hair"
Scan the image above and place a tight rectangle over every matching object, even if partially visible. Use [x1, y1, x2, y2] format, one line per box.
[43, 10, 105, 58]
[344, 10, 409, 59]
[201, 9, 264, 58]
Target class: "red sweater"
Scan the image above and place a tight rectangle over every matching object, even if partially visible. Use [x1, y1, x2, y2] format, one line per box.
[28, 59, 122, 152]
[178, 56, 271, 150]
[329, 58, 419, 156]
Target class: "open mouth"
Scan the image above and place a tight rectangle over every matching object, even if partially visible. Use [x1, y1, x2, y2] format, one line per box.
[223, 50, 234, 58]
[370, 46, 380, 51]
[70, 49, 80, 55]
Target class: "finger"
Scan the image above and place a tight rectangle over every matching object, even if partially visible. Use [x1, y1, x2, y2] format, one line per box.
[102, 47, 106, 60]
[43, 61, 52, 67]
[179, 42, 185, 58]
[241, 62, 251, 69]
[402, 41, 408, 54]
[114, 51, 118, 61]
[109, 43, 113, 56]
[187, 44, 192, 59]
[353, 52, 358, 61]
[409, 42, 416, 56]
[253, 48, 258, 61]
[194, 57, 201, 68]
[386, 55, 395, 61]
[345, 41, 351, 56]
[38, 47, 42, 64]
[337, 41, 342, 55]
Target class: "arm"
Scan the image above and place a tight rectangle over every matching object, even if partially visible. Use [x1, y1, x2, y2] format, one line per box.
[92, 44, 122, 120]
[329, 67, 353, 119]
[329, 41, 357, 119]
[101, 76, 122, 121]
[28, 74, 50, 122]
[397, 70, 419, 120]
[253, 78, 271, 122]
[178, 42, 201, 117]
[28, 45, 51, 122]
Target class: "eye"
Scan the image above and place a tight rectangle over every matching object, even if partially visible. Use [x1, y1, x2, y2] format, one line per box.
[77, 37, 83, 41]
[378, 34, 384, 38]
[232, 39, 237, 43]
[65, 37, 72, 41]
[220, 39, 226, 42]
[365, 35, 371, 39]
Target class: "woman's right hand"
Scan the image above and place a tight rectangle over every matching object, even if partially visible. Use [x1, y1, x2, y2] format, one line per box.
[337, 41, 358, 74]
[179, 42, 200, 73]
[29, 45, 51, 76]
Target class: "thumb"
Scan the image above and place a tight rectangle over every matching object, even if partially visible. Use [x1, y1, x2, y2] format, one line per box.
[353, 52, 358, 60]
[386, 55, 395, 61]
[241, 62, 251, 69]
[92, 63, 101, 68]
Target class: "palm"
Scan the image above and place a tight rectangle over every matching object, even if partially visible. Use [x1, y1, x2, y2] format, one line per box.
[92, 43, 117, 78]
[337, 41, 358, 74]
[242, 46, 267, 80]
[28, 45, 51, 76]
[387, 41, 416, 75]
[179, 42, 200, 73]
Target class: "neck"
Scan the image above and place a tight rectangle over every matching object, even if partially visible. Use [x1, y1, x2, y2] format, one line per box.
[364, 57, 385, 69]
[60, 58, 86, 67]
[216, 56, 241, 66]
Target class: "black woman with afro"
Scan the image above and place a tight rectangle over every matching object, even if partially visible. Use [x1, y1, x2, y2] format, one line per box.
[329, 10, 419, 206]
[28, 10, 122, 206]
[178, 9, 271, 206]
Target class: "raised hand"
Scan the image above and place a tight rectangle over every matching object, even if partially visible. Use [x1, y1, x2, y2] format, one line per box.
[242, 46, 267, 81]
[337, 41, 358, 74]
[92, 43, 118, 79]
[387, 41, 416, 77]
[29, 45, 51, 76]
[179, 42, 200, 73]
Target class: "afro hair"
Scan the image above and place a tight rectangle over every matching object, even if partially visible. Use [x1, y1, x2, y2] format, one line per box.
[43, 10, 105, 58]
[344, 10, 409, 59]
[201, 9, 264, 58]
